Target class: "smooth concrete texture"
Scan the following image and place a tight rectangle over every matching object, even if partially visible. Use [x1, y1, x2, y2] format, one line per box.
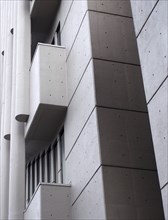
[89, 11, 140, 65]
[97, 107, 156, 170]
[93, 59, 147, 112]
[130, 0, 158, 36]
[102, 166, 164, 220]
[131, 0, 168, 217]
[0, 139, 10, 220]
[3, 31, 13, 140]
[148, 79, 168, 188]
[136, 0, 168, 102]
[24, 184, 71, 220]
[88, 0, 132, 17]
[64, 60, 96, 158]
[161, 185, 168, 220]
[66, 12, 92, 101]
[65, 108, 101, 203]
[25, 44, 67, 141]
[72, 167, 106, 220]
[15, 0, 30, 122]
[47, 0, 73, 44]
[8, 121, 25, 220]
[61, 0, 88, 57]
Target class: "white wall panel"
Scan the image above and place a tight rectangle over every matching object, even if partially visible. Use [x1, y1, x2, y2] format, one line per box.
[131, 0, 157, 36]
[148, 79, 168, 188]
[137, 0, 168, 102]
[65, 109, 100, 203]
[72, 167, 106, 220]
[66, 13, 92, 101]
[161, 185, 168, 220]
[61, 0, 88, 57]
[64, 60, 96, 158]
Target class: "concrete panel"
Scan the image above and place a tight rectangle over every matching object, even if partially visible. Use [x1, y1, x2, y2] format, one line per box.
[130, 0, 157, 36]
[25, 44, 67, 141]
[41, 184, 71, 220]
[65, 109, 101, 203]
[148, 79, 168, 188]
[89, 11, 139, 65]
[24, 183, 71, 220]
[94, 59, 147, 112]
[97, 107, 156, 170]
[88, 0, 132, 17]
[72, 167, 106, 220]
[137, 0, 168, 102]
[24, 187, 41, 220]
[66, 13, 92, 101]
[65, 60, 96, 158]
[61, 0, 88, 57]
[47, 0, 73, 43]
[103, 166, 164, 220]
[161, 185, 168, 220]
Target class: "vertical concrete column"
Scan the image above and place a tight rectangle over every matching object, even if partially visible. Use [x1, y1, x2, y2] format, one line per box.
[15, 0, 30, 122]
[8, 2, 26, 219]
[8, 121, 26, 219]
[3, 30, 13, 140]
[0, 138, 10, 220]
[0, 2, 11, 216]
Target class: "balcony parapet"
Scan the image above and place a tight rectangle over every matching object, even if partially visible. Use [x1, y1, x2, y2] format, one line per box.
[25, 43, 67, 141]
[24, 183, 71, 220]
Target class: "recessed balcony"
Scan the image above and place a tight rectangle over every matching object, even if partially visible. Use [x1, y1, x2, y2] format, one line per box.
[31, 0, 61, 56]
[25, 43, 67, 141]
[24, 183, 71, 220]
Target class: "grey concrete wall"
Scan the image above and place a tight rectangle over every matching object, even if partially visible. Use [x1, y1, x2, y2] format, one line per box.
[131, 1, 168, 219]
[52, 0, 164, 219]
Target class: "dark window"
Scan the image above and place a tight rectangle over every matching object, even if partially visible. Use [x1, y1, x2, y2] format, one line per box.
[32, 160, 35, 194]
[47, 147, 51, 182]
[56, 22, 61, 46]
[27, 163, 31, 202]
[36, 156, 40, 186]
[41, 152, 45, 182]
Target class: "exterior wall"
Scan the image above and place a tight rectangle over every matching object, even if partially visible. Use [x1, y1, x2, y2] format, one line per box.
[0, 0, 166, 219]
[131, 1, 168, 219]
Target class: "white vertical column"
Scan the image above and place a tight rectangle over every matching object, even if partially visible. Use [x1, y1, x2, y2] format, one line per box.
[8, 2, 26, 219]
[15, 0, 30, 122]
[0, 1, 11, 218]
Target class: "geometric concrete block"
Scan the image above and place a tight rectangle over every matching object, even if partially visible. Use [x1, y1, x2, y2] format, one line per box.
[137, 0, 168, 102]
[25, 44, 67, 141]
[24, 183, 71, 220]
[148, 79, 168, 188]
[94, 59, 147, 112]
[61, 0, 88, 56]
[88, 0, 132, 17]
[65, 109, 100, 203]
[72, 167, 106, 220]
[66, 13, 92, 101]
[130, 0, 157, 36]
[89, 11, 140, 65]
[103, 166, 164, 220]
[161, 185, 168, 220]
[97, 107, 156, 170]
[64, 60, 95, 158]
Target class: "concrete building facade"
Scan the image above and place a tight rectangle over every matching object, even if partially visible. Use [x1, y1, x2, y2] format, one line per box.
[0, 0, 167, 219]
